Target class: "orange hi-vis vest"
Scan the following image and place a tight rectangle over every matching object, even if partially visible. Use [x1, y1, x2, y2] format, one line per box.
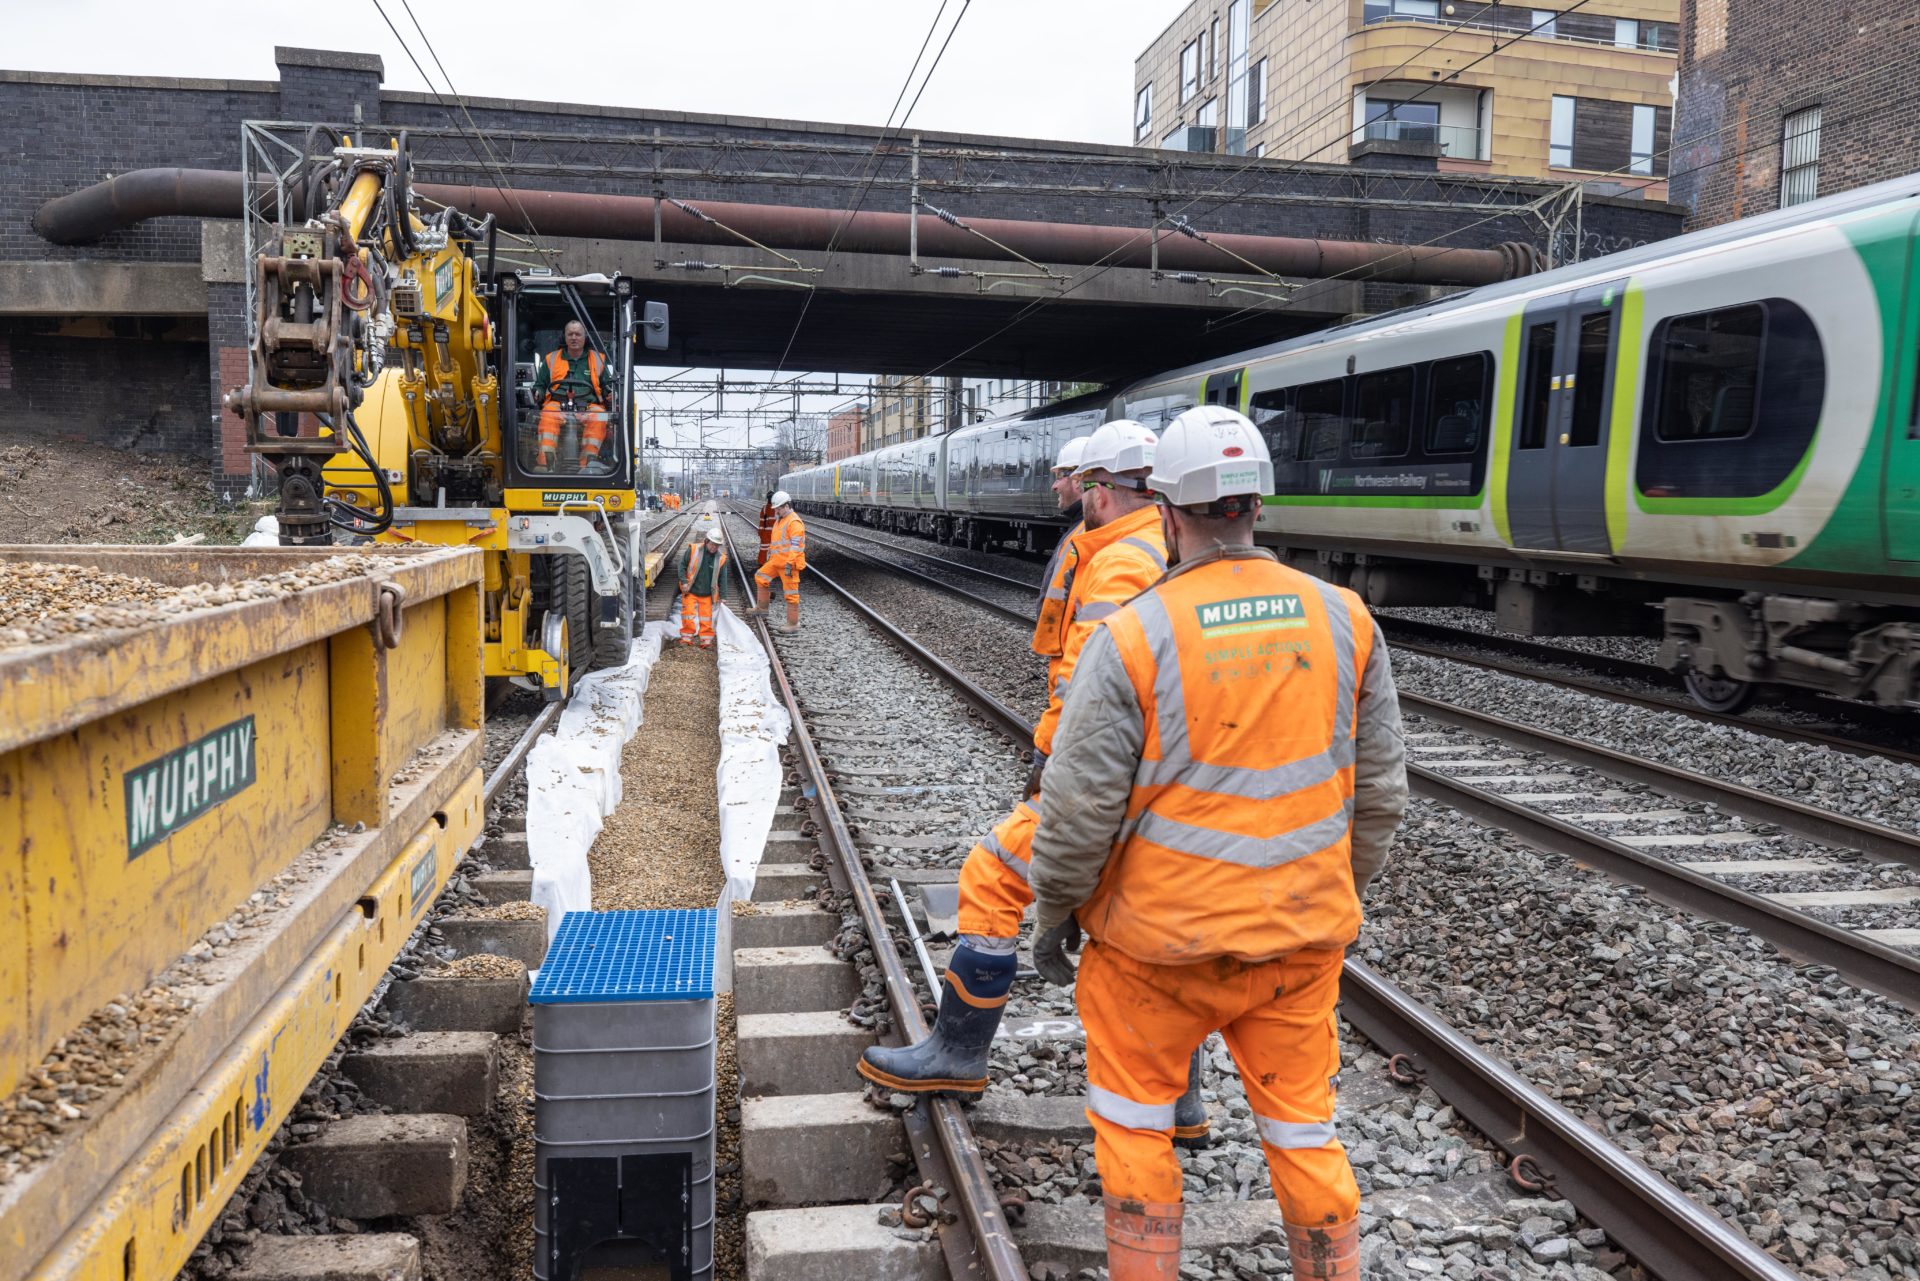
[1033, 505, 1167, 757]
[766, 511, 807, 570]
[1079, 552, 1374, 964]
[1031, 519, 1084, 659]
[544, 349, 607, 404]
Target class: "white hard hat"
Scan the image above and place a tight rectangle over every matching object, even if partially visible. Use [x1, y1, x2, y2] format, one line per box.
[707, 527, 724, 544]
[1149, 406, 1273, 508]
[1074, 419, 1157, 478]
[771, 490, 791, 507]
[1052, 436, 1088, 474]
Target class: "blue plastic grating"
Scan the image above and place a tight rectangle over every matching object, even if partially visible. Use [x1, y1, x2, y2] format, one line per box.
[529, 909, 717, 1004]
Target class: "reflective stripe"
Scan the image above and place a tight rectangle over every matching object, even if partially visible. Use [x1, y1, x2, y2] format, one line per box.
[1131, 801, 1355, 869]
[979, 829, 1030, 882]
[1087, 1084, 1177, 1131]
[960, 932, 1020, 953]
[1118, 535, 1169, 573]
[1053, 675, 1070, 702]
[1254, 1114, 1338, 1149]
[1044, 585, 1069, 600]
[1076, 601, 1120, 622]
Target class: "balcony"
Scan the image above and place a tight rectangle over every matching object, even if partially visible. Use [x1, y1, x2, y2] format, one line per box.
[1356, 117, 1481, 160]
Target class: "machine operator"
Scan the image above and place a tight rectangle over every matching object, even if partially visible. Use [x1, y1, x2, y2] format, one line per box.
[531, 320, 612, 472]
[752, 490, 806, 633]
[1026, 405, 1409, 1281]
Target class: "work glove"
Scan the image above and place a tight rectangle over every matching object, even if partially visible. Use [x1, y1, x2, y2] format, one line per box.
[1032, 916, 1082, 988]
[1023, 752, 1047, 800]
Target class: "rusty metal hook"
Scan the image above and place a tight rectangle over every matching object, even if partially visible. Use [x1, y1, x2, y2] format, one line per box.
[1385, 1053, 1425, 1087]
[899, 1181, 947, 1229]
[374, 580, 408, 649]
[1508, 1153, 1558, 1195]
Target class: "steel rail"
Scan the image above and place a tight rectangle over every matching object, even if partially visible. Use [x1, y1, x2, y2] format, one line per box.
[1400, 691, 1920, 870]
[482, 702, 561, 810]
[1381, 616, 1920, 764]
[789, 548, 1848, 1280]
[1339, 961, 1801, 1281]
[807, 531, 1033, 626]
[803, 518, 1042, 592]
[716, 516, 1026, 1281]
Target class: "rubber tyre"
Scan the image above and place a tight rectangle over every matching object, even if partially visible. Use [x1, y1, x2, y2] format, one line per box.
[592, 560, 636, 670]
[539, 553, 593, 689]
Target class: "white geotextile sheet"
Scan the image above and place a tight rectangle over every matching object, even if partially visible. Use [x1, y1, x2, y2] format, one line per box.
[713, 601, 792, 901]
[525, 620, 675, 936]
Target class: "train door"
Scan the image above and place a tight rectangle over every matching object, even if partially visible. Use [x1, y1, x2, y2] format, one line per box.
[1505, 282, 1624, 552]
[1202, 368, 1245, 412]
[1889, 214, 1920, 560]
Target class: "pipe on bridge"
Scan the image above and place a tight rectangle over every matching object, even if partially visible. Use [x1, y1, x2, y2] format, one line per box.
[33, 166, 1543, 286]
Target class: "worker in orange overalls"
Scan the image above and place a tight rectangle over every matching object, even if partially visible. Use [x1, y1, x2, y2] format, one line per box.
[531, 321, 612, 471]
[752, 490, 805, 633]
[664, 491, 682, 511]
[756, 491, 779, 567]
[1026, 405, 1409, 1281]
[857, 421, 1209, 1144]
[677, 526, 728, 649]
[1032, 435, 1087, 665]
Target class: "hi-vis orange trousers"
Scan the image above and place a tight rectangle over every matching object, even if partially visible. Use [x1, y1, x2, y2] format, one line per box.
[1077, 941, 1358, 1225]
[956, 801, 1039, 942]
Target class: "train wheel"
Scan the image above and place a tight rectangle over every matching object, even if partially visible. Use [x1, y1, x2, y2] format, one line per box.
[1684, 668, 1756, 714]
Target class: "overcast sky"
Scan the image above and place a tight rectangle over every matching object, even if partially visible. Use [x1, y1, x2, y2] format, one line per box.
[8, 1, 1185, 463]
[6, 1, 1175, 146]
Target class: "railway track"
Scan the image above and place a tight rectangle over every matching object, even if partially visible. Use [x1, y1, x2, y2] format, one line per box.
[718, 514, 1812, 1281]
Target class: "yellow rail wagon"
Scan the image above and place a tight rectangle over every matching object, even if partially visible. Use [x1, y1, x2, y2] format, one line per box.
[0, 543, 485, 1281]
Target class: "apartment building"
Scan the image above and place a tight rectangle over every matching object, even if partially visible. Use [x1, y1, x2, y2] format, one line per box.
[1134, 0, 1680, 193]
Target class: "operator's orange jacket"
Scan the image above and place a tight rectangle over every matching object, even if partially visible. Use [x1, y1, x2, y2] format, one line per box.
[763, 511, 807, 573]
[1078, 555, 1375, 962]
[1032, 505, 1166, 757]
[1031, 519, 1084, 659]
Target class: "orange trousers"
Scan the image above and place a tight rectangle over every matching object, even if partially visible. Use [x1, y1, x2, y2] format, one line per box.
[956, 800, 1038, 941]
[679, 594, 715, 645]
[754, 560, 801, 604]
[536, 402, 609, 466]
[1077, 941, 1358, 1225]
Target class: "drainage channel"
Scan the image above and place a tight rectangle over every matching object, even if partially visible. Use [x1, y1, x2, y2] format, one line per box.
[775, 537, 1799, 1281]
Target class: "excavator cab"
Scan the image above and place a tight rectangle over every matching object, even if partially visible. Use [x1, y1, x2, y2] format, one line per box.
[498, 272, 638, 492]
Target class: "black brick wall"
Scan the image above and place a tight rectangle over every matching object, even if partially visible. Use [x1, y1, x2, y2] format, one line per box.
[0, 326, 209, 456]
[1673, 0, 1920, 228]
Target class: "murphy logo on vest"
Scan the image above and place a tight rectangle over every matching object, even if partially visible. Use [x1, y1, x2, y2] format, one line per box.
[125, 716, 258, 860]
[1195, 594, 1308, 637]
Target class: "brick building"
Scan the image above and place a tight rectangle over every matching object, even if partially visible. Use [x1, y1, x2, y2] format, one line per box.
[825, 405, 866, 462]
[1135, 0, 1679, 191]
[1670, 0, 1920, 228]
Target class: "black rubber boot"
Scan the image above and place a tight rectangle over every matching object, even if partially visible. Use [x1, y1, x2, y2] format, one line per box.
[1172, 1046, 1212, 1149]
[857, 945, 1011, 1096]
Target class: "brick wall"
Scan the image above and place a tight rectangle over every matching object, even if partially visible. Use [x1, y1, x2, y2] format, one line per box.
[1673, 0, 1920, 227]
[0, 327, 209, 456]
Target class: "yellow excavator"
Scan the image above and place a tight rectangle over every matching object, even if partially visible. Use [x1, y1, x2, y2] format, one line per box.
[224, 130, 666, 699]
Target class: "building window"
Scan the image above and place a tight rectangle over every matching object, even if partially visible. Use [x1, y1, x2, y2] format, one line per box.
[1781, 106, 1822, 207]
[1630, 103, 1657, 174]
[1210, 17, 1220, 79]
[1163, 127, 1184, 150]
[1180, 40, 1199, 103]
[1136, 84, 1153, 141]
[1549, 95, 1574, 167]
[1250, 142, 1264, 158]
[1363, 0, 1439, 20]
[1248, 58, 1267, 128]
[1531, 8, 1557, 37]
[1614, 18, 1638, 47]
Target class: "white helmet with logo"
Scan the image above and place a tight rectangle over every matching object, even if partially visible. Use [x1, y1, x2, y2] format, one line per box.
[1052, 436, 1088, 475]
[771, 489, 792, 508]
[1149, 406, 1273, 508]
[707, 526, 725, 544]
[1073, 419, 1158, 478]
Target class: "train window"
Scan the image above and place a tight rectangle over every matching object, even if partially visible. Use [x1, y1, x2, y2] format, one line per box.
[1649, 304, 1763, 442]
[1296, 380, 1346, 461]
[1568, 311, 1614, 448]
[1249, 387, 1298, 460]
[1637, 298, 1825, 499]
[1425, 354, 1488, 454]
[1518, 320, 1557, 450]
[1351, 367, 1415, 458]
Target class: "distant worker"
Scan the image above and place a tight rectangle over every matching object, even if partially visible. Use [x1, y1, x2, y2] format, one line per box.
[757, 490, 779, 567]
[664, 491, 682, 511]
[1027, 405, 1409, 1281]
[858, 420, 1211, 1145]
[753, 490, 806, 633]
[677, 526, 728, 649]
[1032, 436, 1088, 663]
[532, 320, 611, 472]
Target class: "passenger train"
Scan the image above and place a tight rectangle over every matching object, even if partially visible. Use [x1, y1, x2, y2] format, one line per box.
[784, 175, 1920, 712]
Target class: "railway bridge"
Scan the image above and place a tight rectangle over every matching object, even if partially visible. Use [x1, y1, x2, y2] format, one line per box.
[1, 47, 1683, 484]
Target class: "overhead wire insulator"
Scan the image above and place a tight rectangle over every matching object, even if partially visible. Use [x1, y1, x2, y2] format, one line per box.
[922, 203, 968, 229]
